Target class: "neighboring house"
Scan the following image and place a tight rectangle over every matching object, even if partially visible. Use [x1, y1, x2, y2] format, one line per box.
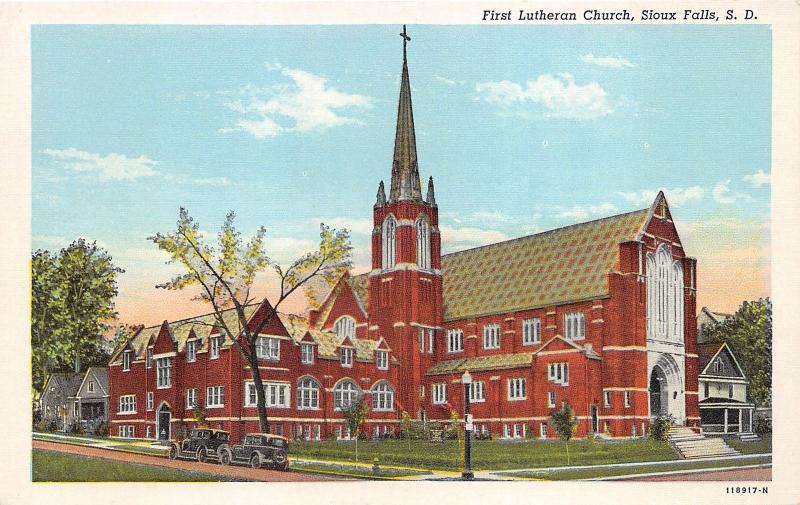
[698, 341, 754, 434]
[697, 307, 732, 343]
[109, 29, 700, 442]
[39, 372, 83, 431]
[73, 367, 109, 430]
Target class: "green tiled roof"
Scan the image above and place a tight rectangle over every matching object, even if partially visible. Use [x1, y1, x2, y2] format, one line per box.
[441, 209, 648, 321]
[111, 305, 260, 363]
[350, 209, 648, 322]
[425, 352, 534, 376]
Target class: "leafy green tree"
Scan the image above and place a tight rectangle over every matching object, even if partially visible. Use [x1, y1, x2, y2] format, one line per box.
[549, 403, 578, 465]
[31, 240, 123, 391]
[702, 298, 772, 407]
[342, 396, 369, 462]
[149, 208, 351, 433]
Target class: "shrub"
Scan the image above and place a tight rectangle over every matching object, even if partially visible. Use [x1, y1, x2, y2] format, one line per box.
[94, 421, 109, 437]
[753, 413, 772, 435]
[34, 419, 50, 432]
[47, 419, 59, 432]
[649, 414, 675, 441]
[69, 423, 85, 435]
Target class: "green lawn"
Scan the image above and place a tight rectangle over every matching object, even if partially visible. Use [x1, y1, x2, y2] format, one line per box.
[32, 449, 247, 482]
[514, 455, 772, 480]
[728, 434, 772, 455]
[289, 438, 678, 471]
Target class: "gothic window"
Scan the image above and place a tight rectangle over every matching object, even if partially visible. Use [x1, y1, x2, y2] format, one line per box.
[416, 217, 431, 269]
[334, 380, 360, 410]
[334, 316, 356, 339]
[646, 245, 684, 341]
[371, 381, 394, 411]
[382, 216, 397, 269]
[297, 377, 320, 409]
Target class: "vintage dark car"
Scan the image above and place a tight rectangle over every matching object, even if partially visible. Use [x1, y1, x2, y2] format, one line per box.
[220, 433, 290, 470]
[167, 428, 231, 463]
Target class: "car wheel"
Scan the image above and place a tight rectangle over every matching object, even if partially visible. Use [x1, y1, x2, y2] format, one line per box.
[168, 445, 179, 460]
[273, 449, 288, 471]
[196, 446, 208, 464]
[219, 448, 232, 466]
[250, 453, 261, 469]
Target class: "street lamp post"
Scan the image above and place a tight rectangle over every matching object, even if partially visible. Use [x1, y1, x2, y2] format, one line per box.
[461, 370, 474, 480]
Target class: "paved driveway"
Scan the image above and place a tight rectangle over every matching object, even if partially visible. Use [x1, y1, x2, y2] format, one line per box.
[33, 439, 350, 482]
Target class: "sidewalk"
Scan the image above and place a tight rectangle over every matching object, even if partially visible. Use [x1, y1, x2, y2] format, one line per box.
[31, 432, 771, 481]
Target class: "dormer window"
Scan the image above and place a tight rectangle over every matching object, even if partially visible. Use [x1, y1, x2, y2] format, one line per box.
[301, 343, 314, 365]
[376, 350, 388, 370]
[340, 347, 353, 368]
[122, 350, 132, 371]
[210, 336, 221, 359]
[186, 340, 197, 362]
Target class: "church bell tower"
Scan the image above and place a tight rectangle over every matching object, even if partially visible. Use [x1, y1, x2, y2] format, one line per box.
[369, 26, 442, 419]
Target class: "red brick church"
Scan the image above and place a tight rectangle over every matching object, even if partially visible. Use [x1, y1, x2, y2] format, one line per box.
[109, 30, 700, 442]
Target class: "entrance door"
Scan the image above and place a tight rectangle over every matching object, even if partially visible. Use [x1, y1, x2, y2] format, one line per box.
[157, 405, 171, 441]
[590, 405, 598, 433]
[649, 367, 667, 416]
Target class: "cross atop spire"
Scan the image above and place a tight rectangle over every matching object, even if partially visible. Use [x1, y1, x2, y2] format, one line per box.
[389, 25, 422, 203]
[400, 24, 410, 62]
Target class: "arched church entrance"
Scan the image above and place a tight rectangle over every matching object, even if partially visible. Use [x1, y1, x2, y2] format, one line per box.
[649, 367, 667, 416]
[648, 353, 685, 424]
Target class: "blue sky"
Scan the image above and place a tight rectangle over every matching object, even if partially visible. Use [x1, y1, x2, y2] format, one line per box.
[31, 24, 771, 323]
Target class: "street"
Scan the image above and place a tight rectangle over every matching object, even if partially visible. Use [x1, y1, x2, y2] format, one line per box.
[32, 439, 350, 482]
[621, 466, 771, 481]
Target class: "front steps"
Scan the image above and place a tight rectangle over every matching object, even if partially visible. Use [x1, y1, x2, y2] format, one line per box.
[667, 426, 740, 459]
[738, 432, 761, 442]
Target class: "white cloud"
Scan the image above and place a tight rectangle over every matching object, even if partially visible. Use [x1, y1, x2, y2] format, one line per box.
[616, 186, 705, 207]
[559, 203, 618, 220]
[439, 225, 510, 252]
[476, 73, 613, 120]
[712, 180, 751, 205]
[311, 217, 374, 235]
[743, 169, 771, 187]
[469, 211, 516, 224]
[266, 236, 317, 264]
[224, 66, 372, 138]
[162, 174, 230, 187]
[44, 148, 157, 181]
[435, 75, 464, 86]
[581, 53, 636, 69]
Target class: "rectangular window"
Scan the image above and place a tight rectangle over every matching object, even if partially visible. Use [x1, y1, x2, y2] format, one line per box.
[376, 350, 389, 370]
[547, 363, 569, 385]
[206, 386, 224, 408]
[432, 383, 447, 404]
[540, 422, 548, 439]
[428, 329, 435, 354]
[118, 395, 136, 413]
[146, 392, 154, 411]
[522, 318, 541, 345]
[313, 425, 321, 441]
[118, 425, 135, 438]
[503, 424, 510, 439]
[186, 340, 197, 362]
[155, 357, 172, 389]
[210, 336, 221, 359]
[469, 381, 485, 402]
[146, 347, 153, 368]
[300, 343, 314, 364]
[704, 382, 709, 398]
[340, 347, 353, 367]
[564, 312, 586, 340]
[186, 388, 198, 409]
[245, 382, 290, 408]
[728, 384, 734, 398]
[483, 324, 501, 349]
[447, 329, 464, 353]
[122, 351, 131, 371]
[302, 425, 311, 440]
[256, 336, 280, 361]
[508, 378, 527, 400]
[73, 401, 79, 417]
[88, 381, 94, 393]
[547, 391, 556, 408]
[603, 390, 611, 408]
[418, 328, 425, 353]
[623, 391, 631, 408]
[513, 424, 521, 438]
[632, 424, 637, 437]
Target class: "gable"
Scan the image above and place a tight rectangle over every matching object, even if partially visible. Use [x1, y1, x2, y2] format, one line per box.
[638, 191, 683, 247]
[317, 274, 368, 330]
[441, 208, 649, 321]
[152, 321, 177, 354]
[701, 344, 745, 378]
[534, 335, 584, 355]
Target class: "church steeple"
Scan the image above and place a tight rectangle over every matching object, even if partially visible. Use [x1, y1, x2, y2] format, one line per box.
[389, 25, 422, 203]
